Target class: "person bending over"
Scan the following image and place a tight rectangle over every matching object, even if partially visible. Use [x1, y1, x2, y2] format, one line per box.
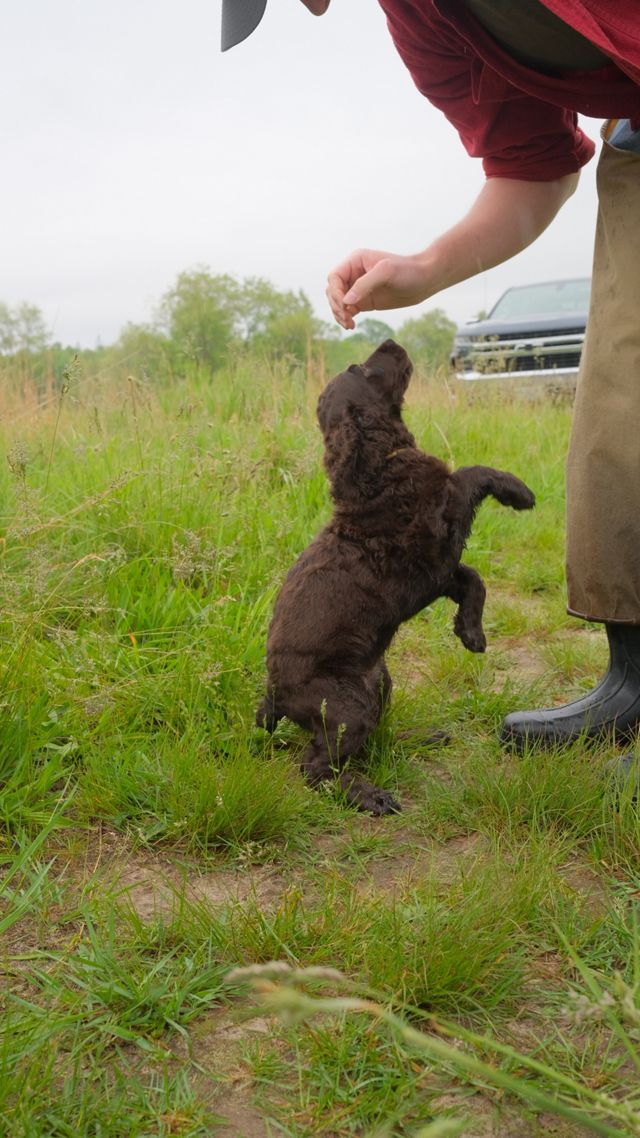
[222, 0, 640, 760]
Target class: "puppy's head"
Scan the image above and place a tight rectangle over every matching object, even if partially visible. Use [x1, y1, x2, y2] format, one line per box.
[317, 339, 413, 436]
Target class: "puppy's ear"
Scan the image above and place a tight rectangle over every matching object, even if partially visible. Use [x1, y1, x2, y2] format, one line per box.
[360, 364, 385, 381]
[347, 362, 385, 381]
[323, 416, 364, 503]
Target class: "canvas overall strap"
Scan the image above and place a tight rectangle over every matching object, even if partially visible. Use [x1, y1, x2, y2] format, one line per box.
[461, 0, 609, 72]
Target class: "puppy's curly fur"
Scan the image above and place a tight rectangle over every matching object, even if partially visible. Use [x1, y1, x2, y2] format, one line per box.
[257, 340, 535, 814]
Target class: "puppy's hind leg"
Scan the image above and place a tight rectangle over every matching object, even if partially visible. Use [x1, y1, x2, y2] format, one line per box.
[454, 465, 535, 513]
[301, 679, 401, 816]
[371, 658, 392, 717]
[255, 686, 283, 732]
[445, 564, 487, 653]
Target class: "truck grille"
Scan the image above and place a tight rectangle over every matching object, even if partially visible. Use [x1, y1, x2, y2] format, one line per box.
[456, 331, 584, 379]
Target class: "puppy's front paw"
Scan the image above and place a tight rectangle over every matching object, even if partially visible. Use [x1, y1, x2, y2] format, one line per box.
[502, 479, 536, 511]
[454, 615, 487, 654]
[461, 628, 487, 653]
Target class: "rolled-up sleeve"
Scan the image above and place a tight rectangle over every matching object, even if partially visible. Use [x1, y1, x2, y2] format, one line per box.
[382, 6, 596, 180]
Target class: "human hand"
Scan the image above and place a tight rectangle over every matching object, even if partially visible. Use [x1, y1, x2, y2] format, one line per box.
[326, 248, 432, 330]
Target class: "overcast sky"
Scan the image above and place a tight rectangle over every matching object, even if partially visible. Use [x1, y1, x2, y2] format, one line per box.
[2, 0, 601, 347]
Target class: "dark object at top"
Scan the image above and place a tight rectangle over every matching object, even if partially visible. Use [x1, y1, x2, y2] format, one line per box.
[221, 0, 267, 51]
[450, 278, 591, 382]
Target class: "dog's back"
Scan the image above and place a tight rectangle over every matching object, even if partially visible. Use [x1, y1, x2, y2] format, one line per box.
[266, 455, 463, 687]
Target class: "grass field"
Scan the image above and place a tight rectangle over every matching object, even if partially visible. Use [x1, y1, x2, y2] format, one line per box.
[1, 354, 639, 1137]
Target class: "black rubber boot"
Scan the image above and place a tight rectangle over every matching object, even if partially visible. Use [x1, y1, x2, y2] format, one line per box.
[501, 623, 640, 752]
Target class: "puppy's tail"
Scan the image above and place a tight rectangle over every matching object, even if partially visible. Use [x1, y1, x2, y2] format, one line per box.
[453, 465, 535, 514]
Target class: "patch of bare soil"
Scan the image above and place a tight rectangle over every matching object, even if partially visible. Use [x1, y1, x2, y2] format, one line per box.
[212, 1093, 269, 1138]
[353, 829, 490, 896]
[491, 639, 549, 687]
[114, 855, 286, 922]
[391, 647, 436, 689]
[6, 823, 617, 1138]
[186, 1009, 274, 1138]
[496, 641, 546, 673]
[560, 858, 610, 916]
[312, 817, 490, 898]
[429, 1093, 594, 1137]
[185, 1004, 596, 1138]
[486, 584, 550, 620]
[51, 827, 289, 923]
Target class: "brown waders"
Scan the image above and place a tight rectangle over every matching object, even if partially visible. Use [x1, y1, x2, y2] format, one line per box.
[502, 130, 640, 753]
[566, 133, 640, 623]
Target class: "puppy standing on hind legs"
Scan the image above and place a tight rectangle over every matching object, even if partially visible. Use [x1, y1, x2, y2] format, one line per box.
[256, 340, 535, 815]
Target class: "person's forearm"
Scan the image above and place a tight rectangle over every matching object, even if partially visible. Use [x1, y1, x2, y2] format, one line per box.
[413, 172, 580, 298]
[327, 172, 580, 327]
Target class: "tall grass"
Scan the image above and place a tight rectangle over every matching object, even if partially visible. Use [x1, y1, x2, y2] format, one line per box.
[1, 354, 639, 1136]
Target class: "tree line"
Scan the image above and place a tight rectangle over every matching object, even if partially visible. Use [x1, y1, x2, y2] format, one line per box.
[0, 267, 457, 391]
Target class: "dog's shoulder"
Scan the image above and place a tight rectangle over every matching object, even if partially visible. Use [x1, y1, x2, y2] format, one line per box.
[390, 446, 453, 495]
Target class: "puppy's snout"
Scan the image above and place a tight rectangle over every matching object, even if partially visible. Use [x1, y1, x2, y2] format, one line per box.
[365, 339, 413, 384]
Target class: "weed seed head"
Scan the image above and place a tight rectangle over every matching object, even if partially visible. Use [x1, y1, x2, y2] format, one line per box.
[7, 440, 30, 478]
[565, 976, 640, 1032]
[171, 531, 218, 587]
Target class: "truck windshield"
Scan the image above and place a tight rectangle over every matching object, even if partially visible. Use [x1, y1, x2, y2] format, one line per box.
[490, 279, 591, 320]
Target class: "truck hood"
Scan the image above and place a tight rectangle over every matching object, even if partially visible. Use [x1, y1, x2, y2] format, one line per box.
[455, 311, 587, 340]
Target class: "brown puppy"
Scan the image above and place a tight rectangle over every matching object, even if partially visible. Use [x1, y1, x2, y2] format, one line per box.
[257, 340, 535, 814]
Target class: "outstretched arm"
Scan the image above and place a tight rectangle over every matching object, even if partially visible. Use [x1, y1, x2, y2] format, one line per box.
[327, 172, 579, 330]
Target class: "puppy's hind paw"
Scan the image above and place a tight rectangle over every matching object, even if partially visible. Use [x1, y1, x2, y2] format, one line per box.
[255, 698, 283, 733]
[362, 787, 402, 816]
[339, 773, 401, 816]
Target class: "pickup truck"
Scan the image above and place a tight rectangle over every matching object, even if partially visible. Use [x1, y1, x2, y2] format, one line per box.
[451, 277, 590, 382]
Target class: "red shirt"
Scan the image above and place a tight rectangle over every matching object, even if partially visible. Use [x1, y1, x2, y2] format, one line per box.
[377, 0, 640, 179]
